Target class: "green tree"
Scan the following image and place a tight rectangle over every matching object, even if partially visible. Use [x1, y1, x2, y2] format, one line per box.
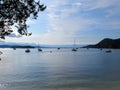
[0, 0, 46, 39]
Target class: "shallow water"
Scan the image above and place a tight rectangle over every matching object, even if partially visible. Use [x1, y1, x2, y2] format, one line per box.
[0, 48, 120, 90]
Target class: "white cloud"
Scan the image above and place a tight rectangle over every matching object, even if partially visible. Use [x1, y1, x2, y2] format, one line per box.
[81, 0, 119, 11]
[5, 0, 120, 45]
[26, 19, 36, 25]
[73, 2, 82, 7]
[95, 21, 120, 30]
[5, 35, 37, 44]
[37, 0, 96, 44]
[7, 33, 22, 38]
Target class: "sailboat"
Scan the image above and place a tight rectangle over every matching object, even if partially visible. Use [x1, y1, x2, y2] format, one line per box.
[37, 43, 42, 52]
[72, 39, 77, 51]
[72, 48, 77, 51]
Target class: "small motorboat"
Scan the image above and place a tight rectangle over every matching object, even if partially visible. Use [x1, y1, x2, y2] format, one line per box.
[57, 48, 60, 50]
[38, 48, 42, 52]
[25, 49, 31, 53]
[105, 50, 112, 53]
[13, 48, 16, 50]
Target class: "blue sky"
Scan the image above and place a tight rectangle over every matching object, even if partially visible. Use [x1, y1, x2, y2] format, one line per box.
[3, 0, 120, 45]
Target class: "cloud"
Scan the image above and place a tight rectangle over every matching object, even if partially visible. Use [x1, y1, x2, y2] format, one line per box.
[8, 33, 22, 38]
[73, 2, 82, 7]
[40, 0, 97, 44]
[80, 0, 119, 11]
[46, 0, 119, 44]
[41, 1, 80, 44]
[5, 0, 120, 44]
[47, 1, 83, 30]
[26, 19, 36, 25]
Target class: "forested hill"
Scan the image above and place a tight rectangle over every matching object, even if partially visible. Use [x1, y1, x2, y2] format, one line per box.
[84, 38, 120, 49]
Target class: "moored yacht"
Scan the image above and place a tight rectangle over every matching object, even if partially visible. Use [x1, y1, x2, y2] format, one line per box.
[105, 50, 112, 53]
[38, 48, 42, 52]
[72, 39, 77, 52]
[25, 49, 31, 53]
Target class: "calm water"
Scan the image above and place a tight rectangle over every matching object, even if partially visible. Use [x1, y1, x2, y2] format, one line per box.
[0, 48, 120, 90]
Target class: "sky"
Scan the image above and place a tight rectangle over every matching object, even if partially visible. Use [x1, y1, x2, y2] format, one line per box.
[3, 0, 120, 45]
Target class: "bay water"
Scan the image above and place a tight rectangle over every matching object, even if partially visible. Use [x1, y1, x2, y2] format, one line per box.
[0, 48, 120, 90]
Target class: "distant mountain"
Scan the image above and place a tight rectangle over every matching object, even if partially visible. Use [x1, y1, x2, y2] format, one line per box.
[84, 38, 120, 49]
[0, 45, 35, 48]
[0, 42, 37, 48]
[0, 42, 84, 48]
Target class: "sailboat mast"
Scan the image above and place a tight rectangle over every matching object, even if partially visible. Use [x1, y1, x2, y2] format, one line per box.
[73, 38, 76, 47]
[74, 39, 75, 46]
[72, 38, 77, 51]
